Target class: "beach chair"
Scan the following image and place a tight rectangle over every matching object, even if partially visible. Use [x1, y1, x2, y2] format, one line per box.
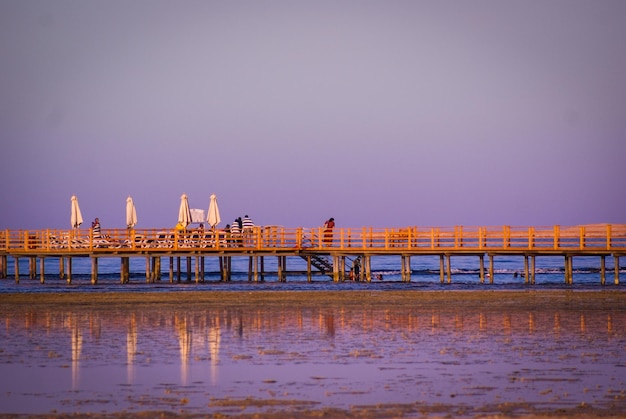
[155, 231, 174, 248]
[48, 235, 66, 249]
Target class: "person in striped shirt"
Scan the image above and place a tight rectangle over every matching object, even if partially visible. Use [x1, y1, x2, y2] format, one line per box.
[230, 218, 241, 247]
[91, 218, 102, 239]
[242, 215, 255, 246]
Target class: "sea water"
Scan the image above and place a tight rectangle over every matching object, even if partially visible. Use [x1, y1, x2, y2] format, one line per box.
[1, 254, 623, 293]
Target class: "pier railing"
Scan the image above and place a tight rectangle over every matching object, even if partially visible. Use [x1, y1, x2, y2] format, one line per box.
[1, 224, 626, 254]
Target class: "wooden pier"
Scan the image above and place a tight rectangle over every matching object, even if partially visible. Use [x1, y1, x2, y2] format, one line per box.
[1, 224, 625, 285]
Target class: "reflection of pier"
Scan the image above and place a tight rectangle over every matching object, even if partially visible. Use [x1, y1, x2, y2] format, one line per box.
[127, 314, 137, 383]
[2, 293, 623, 393]
[1, 224, 625, 285]
[71, 321, 82, 390]
[176, 316, 192, 385]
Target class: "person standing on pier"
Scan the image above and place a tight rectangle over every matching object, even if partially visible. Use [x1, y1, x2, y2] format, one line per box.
[91, 218, 102, 239]
[323, 217, 335, 246]
[242, 215, 255, 246]
[231, 218, 242, 247]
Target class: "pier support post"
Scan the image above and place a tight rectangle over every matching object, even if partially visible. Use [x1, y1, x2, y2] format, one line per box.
[524, 255, 529, 284]
[200, 257, 204, 282]
[306, 256, 312, 282]
[278, 256, 284, 282]
[333, 255, 340, 282]
[145, 257, 151, 283]
[186, 257, 192, 281]
[564, 255, 573, 285]
[260, 256, 265, 282]
[405, 255, 412, 282]
[248, 257, 253, 282]
[364, 255, 371, 282]
[120, 257, 130, 283]
[479, 255, 485, 284]
[14, 257, 19, 284]
[59, 257, 65, 280]
[194, 256, 200, 283]
[91, 257, 98, 285]
[176, 257, 181, 283]
[439, 255, 444, 284]
[446, 254, 451, 284]
[0, 254, 6, 278]
[598, 255, 606, 285]
[615, 255, 620, 285]
[400, 255, 406, 282]
[169, 257, 174, 283]
[489, 254, 494, 284]
[340, 255, 345, 281]
[29, 257, 36, 279]
[66, 257, 72, 284]
[254, 256, 259, 282]
[155, 257, 161, 281]
[40, 257, 45, 284]
[531, 255, 536, 285]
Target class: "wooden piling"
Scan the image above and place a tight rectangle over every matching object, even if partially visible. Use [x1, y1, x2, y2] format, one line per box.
[14, 257, 19, 284]
[615, 255, 620, 285]
[489, 254, 494, 284]
[439, 255, 444, 284]
[600, 255, 606, 285]
[524, 255, 529, 284]
[306, 256, 312, 282]
[0, 254, 6, 278]
[66, 257, 72, 284]
[91, 257, 98, 285]
[145, 257, 151, 283]
[260, 256, 265, 282]
[29, 256, 36, 279]
[446, 254, 451, 284]
[39, 257, 45, 284]
[479, 255, 485, 284]
[277, 256, 284, 282]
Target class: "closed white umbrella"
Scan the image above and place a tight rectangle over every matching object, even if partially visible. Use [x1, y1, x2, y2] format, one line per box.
[207, 193, 221, 229]
[70, 195, 83, 229]
[126, 196, 137, 229]
[178, 193, 192, 228]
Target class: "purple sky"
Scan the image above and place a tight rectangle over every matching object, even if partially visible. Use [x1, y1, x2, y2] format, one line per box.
[2, 1, 625, 230]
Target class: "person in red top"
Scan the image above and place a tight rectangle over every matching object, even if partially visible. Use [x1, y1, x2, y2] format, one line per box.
[323, 217, 335, 246]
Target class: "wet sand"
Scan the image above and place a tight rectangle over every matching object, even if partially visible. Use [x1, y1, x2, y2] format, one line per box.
[1, 290, 626, 419]
[3, 289, 626, 310]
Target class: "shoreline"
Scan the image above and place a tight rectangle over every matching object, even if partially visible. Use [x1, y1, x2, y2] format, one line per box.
[2, 289, 625, 310]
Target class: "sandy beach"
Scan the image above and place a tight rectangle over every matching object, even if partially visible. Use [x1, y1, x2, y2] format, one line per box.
[1, 290, 626, 419]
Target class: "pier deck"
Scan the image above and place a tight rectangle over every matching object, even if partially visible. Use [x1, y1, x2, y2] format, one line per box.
[1, 224, 625, 285]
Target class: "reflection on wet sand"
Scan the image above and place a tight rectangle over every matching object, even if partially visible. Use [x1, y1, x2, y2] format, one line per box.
[1, 292, 626, 417]
[127, 313, 137, 383]
[71, 320, 81, 390]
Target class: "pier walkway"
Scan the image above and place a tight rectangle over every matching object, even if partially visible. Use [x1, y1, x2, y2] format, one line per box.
[1, 224, 625, 285]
